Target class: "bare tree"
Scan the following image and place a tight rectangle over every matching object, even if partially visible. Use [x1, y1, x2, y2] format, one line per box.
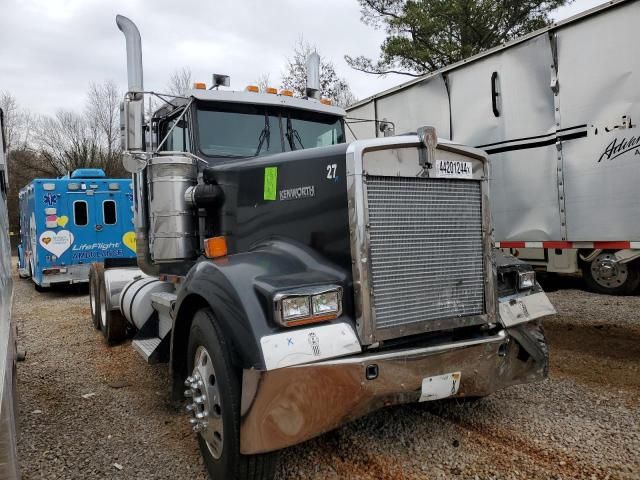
[0, 91, 32, 151]
[281, 39, 357, 108]
[255, 73, 273, 92]
[167, 67, 193, 96]
[86, 80, 121, 157]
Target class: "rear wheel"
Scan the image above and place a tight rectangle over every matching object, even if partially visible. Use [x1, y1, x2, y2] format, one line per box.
[89, 263, 104, 330]
[185, 309, 277, 480]
[582, 252, 640, 295]
[99, 275, 128, 345]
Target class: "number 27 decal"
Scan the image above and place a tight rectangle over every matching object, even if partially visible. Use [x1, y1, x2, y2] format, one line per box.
[326, 164, 337, 180]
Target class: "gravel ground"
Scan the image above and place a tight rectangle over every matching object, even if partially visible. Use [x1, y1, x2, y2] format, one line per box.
[14, 264, 640, 479]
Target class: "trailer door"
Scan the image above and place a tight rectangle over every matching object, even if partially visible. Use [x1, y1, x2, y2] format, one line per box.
[94, 192, 126, 259]
[448, 33, 562, 242]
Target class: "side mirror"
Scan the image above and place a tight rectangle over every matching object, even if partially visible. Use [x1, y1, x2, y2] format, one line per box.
[120, 97, 144, 151]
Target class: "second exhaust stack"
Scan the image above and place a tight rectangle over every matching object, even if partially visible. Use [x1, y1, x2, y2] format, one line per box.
[305, 52, 321, 100]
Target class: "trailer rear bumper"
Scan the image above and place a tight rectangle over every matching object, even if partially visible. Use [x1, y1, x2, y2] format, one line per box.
[239, 322, 548, 454]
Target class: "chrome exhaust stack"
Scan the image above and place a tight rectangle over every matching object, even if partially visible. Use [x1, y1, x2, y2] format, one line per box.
[305, 52, 321, 100]
[116, 14, 159, 276]
[116, 15, 144, 94]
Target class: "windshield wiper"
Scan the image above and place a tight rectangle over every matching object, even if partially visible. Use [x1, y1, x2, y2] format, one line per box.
[255, 112, 271, 156]
[285, 116, 304, 150]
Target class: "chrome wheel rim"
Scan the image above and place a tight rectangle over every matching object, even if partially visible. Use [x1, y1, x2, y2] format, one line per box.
[185, 346, 224, 459]
[591, 253, 628, 289]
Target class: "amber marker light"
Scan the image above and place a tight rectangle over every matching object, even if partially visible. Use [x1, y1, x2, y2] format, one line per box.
[204, 236, 228, 258]
[265, 87, 278, 94]
[320, 98, 333, 105]
[245, 85, 259, 92]
[193, 82, 207, 90]
[279, 89, 294, 97]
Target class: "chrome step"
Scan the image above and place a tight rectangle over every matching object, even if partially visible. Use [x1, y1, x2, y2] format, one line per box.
[132, 337, 163, 364]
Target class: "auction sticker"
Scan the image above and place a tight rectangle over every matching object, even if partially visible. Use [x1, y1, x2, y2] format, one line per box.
[435, 159, 473, 179]
[419, 372, 461, 402]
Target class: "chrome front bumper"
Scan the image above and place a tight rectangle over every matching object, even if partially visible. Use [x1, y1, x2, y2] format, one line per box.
[239, 322, 548, 454]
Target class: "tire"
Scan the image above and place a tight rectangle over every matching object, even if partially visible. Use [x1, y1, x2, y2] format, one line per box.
[89, 263, 104, 330]
[99, 275, 128, 345]
[582, 252, 640, 295]
[33, 282, 47, 292]
[186, 309, 277, 480]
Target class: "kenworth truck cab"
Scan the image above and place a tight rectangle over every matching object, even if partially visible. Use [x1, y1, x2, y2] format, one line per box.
[90, 15, 556, 480]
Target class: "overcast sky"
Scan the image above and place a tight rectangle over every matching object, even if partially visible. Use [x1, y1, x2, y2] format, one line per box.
[0, 0, 606, 116]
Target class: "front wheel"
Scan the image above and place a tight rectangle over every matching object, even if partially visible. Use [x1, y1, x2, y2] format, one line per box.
[582, 252, 640, 295]
[186, 309, 277, 480]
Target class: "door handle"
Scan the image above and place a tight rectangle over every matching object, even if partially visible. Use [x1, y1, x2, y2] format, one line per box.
[491, 71, 500, 117]
[96, 224, 103, 231]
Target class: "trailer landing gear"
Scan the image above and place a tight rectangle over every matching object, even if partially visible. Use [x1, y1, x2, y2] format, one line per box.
[186, 308, 277, 480]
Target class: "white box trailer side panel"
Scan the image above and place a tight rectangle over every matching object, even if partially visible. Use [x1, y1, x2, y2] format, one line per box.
[375, 74, 451, 139]
[489, 147, 564, 241]
[346, 101, 376, 141]
[447, 33, 561, 241]
[557, 1, 640, 241]
[448, 33, 556, 147]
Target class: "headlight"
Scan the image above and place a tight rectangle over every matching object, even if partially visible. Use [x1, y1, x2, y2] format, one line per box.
[275, 286, 343, 327]
[518, 270, 536, 290]
[312, 291, 340, 315]
[282, 296, 310, 320]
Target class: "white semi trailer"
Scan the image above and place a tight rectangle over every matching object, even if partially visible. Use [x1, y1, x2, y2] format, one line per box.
[347, 0, 640, 294]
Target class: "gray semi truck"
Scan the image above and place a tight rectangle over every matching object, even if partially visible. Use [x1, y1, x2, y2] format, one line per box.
[90, 15, 556, 480]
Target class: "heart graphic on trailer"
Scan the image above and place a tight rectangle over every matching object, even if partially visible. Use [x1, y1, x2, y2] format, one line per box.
[122, 231, 136, 253]
[56, 215, 69, 227]
[39, 230, 74, 257]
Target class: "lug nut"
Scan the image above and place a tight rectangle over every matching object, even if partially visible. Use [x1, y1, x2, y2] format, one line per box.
[186, 404, 195, 412]
[196, 410, 209, 420]
[184, 389, 193, 397]
[184, 376, 195, 386]
[194, 394, 207, 404]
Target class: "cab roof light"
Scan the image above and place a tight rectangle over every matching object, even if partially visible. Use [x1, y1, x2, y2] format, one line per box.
[245, 85, 259, 93]
[193, 82, 207, 90]
[265, 87, 277, 94]
[204, 236, 228, 258]
[279, 89, 294, 97]
[320, 98, 333, 105]
[108, 183, 120, 190]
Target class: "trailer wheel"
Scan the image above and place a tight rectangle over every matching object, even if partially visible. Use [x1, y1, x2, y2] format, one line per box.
[89, 263, 104, 330]
[582, 252, 640, 295]
[99, 275, 128, 345]
[186, 308, 277, 480]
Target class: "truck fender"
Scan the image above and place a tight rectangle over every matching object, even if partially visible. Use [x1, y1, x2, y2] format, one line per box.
[170, 238, 351, 398]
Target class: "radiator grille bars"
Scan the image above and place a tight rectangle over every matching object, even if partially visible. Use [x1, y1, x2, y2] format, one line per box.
[366, 176, 485, 331]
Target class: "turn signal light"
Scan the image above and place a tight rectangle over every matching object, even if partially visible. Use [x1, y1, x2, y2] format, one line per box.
[204, 236, 228, 258]
[193, 82, 206, 90]
[245, 85, 259, 93]
[265, 87, 277, 94]
[280, 89, 294, 97]
[320, 98, 333, 105]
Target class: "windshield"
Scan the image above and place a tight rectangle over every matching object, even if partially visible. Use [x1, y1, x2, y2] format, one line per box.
[196, 103, 344, 158]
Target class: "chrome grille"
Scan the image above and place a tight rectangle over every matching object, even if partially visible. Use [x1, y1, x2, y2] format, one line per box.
[366, 176, 485, 332]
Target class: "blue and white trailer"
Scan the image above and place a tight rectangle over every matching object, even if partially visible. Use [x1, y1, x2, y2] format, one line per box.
[17, 168, 136, 289]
